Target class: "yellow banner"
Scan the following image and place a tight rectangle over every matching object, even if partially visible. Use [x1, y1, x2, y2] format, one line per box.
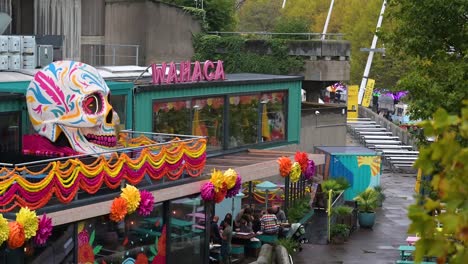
[347, 85, 359, 119]
[362, 79, 375, 107]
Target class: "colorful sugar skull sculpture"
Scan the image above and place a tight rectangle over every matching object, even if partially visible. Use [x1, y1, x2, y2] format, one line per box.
[26, 61, 120, 154]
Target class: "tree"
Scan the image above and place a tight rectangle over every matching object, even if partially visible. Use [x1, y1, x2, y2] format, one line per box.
[237, 0, 282, 31]
[409, 103, 468, 264]
[383, 1, 468, 263]
[383, 0, 468, 120]
[162, 0, 237, 31]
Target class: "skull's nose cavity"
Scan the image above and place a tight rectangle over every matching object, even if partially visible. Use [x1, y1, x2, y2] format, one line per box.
[105, 108, 113, 124]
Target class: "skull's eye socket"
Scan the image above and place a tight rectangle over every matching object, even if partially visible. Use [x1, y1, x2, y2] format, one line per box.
[83, 93, 103, 115]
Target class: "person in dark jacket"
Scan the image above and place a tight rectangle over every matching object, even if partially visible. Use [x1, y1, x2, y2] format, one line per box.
[210, 215, 222, 244]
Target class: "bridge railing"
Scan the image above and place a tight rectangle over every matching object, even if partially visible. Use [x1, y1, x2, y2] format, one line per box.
[208, 31, 345, 40]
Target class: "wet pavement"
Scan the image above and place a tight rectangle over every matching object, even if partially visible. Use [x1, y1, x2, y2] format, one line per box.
[294, 170, 417, 264]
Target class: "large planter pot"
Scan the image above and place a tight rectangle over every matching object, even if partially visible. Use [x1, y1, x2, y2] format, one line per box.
[358, 212, 376, 228]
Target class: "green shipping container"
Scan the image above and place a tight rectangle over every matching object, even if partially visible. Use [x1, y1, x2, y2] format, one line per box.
[314, 146, 382, 200]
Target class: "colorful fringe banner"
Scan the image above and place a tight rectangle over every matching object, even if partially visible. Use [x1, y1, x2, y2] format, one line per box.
[0, 138, 206, 212]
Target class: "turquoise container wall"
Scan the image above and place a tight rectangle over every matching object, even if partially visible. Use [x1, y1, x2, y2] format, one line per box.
[329, 155, 381, 200]
[134, 78, 302, 144]
[314, 146, 382, 200]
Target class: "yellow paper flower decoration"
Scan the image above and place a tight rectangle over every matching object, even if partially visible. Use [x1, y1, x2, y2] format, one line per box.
[16, 207, 38, 239]
[290, 162, 302, 183]
[223, 168, 238, 189]
[0, 215, 9, 246]
[210, 169, 225, 192]
[120, 184, 141, 214]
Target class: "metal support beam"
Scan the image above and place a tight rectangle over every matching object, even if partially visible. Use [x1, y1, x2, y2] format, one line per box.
[358, 0, 387, 105]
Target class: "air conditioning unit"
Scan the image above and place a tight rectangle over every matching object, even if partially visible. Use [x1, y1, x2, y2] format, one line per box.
[0, 36, 7, 53]
[8, 54, 21, 70]
[8, 36, 20, 53]
[21, 36, 36, 54]
[37, 45, 53, 67]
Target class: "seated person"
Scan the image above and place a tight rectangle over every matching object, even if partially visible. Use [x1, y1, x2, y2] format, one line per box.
[273, 205, 287, 223]
[260, 208, 279, 235]
[252, 212, 262, 233]
[210, 215, 222, 244]
[238, 214, 253, 233]
[235, 206, 252, 227]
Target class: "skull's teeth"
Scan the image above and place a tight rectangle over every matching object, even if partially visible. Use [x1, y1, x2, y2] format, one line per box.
[85, 134, 117, 147]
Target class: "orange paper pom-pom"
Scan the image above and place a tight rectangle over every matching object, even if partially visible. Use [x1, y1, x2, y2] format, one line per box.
[277, 156, 292, 177]
[110, 197, 128, 222]
[8, 222, 25, 249]
[294, 151, 309, 173]
[214, 183, 228, 204]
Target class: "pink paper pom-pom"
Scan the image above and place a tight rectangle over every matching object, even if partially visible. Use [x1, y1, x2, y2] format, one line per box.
[138, 190, 155, 216]
[304, 159, 316, 180]
[201, 182, 215, 201]
[33, 214, 53, 246]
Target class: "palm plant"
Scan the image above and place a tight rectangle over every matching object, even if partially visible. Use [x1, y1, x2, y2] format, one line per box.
[354, 188, 378, 213]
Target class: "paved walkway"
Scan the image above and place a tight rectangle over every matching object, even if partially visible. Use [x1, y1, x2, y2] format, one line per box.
[294, 170, 416, 264]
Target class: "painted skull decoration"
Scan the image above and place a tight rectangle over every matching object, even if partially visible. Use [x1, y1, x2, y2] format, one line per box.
[26, 61, 120, 154]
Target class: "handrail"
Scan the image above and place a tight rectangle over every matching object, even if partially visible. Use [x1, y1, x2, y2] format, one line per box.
[208, 31, 345, 40]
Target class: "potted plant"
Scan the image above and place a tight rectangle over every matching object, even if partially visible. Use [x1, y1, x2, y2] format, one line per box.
[354, 188, 379, 228]
[330, 224, 350, 244]
[373, 186, 386, 207]
[332, 205, 354, 234]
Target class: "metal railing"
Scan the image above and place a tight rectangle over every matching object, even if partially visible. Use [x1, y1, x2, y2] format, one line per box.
[81, 44, 140, 66]
[208, 31, 345, 40]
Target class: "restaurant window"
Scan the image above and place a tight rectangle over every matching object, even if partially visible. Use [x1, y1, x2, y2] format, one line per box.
[192, 97, 224, 151]
[228, 94, 260, 148]
[168, 196, 206, 264]
[110, 94, 127, 128]
[0, 224, 74, 264]
[260, 92, 287, 142]
[153, 99, 191, 135]
[77, 203, 165, 264]
[0, 112, 21, 152]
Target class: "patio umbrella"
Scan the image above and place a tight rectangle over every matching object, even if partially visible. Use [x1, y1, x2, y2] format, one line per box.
[256, 181, 278, 210]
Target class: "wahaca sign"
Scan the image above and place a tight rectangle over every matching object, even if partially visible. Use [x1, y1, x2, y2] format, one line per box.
[151, 60, 225, 85]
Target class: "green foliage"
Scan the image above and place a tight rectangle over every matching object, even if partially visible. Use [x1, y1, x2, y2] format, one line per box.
[192, 34, 304, 75]
[237, 0, 282, 31]
[277, 238, 299, 255]
[287, 196, 311, 223]
[408, 103, 468, 264]
[332, 205, 353, 217]
[273, 17, 310, 40]
[330, 224, 350, 238]
[354, 188, 378, 213]
[162, 0, 236, 32]
[382, 0, 468, 121]
[321, 177, 350, 194]
[373, 185, 386, 203]
[182, 7, 208, 30]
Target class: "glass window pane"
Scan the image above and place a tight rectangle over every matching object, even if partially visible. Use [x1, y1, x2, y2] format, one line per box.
[110, 95, 127, 128]
[261, 92, 287, 142]
[77, 203, 165, 264]
[0, 112, 20, 152]
[228, 94, 259, 148]
[153, 100, 191, 135]
[192, 97, 224, 151]
[169, 196, 206, 264]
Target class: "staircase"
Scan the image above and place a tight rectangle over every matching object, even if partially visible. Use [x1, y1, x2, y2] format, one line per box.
[347, 114, 419, 172]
